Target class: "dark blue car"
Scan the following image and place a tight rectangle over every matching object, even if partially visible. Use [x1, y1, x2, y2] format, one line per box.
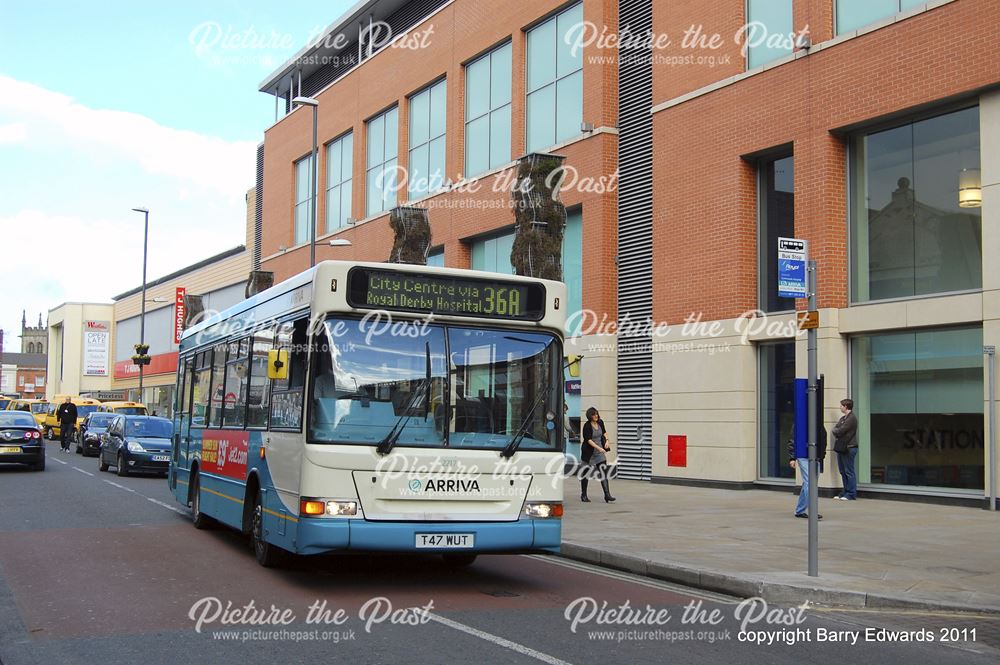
[98, 415, 173, 477]
[76, 412, 116, 457]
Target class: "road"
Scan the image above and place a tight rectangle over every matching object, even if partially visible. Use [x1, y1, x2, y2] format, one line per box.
[1, 441, 997, 665]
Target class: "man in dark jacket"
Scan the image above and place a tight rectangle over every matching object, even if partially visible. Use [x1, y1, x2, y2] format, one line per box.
[832, 398, 859, 500]
[787, 423, 827, 519]
[56, 397, 78, 453]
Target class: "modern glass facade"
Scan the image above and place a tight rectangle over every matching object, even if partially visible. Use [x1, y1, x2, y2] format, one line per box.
[293, 154, 313, 244]
[758, 341, 796, 480]
[325, 132, 353, 231]
[526, 2, 583, 152]
[758, 153, 795, 313]
[465, 42, 512, 177]
[851, 326, 984, 490]
[850, 106, 981, 302]
[746, 0, 793, 69]
[835, 0, 926, 35]
[366, 106, 399, 217]
[408, 79, 447, 199]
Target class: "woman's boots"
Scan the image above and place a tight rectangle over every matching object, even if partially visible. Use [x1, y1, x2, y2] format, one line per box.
[601, 479, 616, 503]
[580, 478, 591, 502]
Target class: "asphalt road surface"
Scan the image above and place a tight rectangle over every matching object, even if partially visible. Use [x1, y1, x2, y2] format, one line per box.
[1, 441, 997, 665]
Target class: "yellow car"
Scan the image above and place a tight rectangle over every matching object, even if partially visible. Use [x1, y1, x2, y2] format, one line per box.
[0, 396, 15, 411]
[97, 401, 148, 416]
[6, 398, 49, 427]
[43, 396, 102, 440]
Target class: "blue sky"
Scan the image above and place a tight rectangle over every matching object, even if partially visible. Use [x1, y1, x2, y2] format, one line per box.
[0, 0, 354, 349]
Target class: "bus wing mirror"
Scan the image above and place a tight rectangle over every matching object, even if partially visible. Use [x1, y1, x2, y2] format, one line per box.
[566, 354, 581, 378]
[268, 349, 289, 380]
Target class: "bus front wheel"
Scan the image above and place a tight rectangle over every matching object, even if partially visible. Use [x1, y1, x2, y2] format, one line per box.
[252, 491, 282, 567]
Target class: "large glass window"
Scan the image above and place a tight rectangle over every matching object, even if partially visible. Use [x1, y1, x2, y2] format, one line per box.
[366, 107, 399, 217]
[308, 318, 562, 451]
[426, 247, 444, 267]
[465, 42, 512, 177]
[294, 154, 314, 244]
[470, 231, 515, 275]
[759, 154, 796, 312]
[851, 107, 981, 302]
[408, 79, 447, 199]
[851, 326, 984, 490]
[836, 0, 924, 35]
[747, 0, 793, 69]
[526, 3, 583, 152]
[758, 341, 796, 479]
[209, 343, 227, 428]
[563, 209, 583, 336]
[247, 331, 272, 429]
[325, 132, 353, 231]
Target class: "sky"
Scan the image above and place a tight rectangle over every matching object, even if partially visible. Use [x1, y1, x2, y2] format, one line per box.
[0, 0, 354, 350]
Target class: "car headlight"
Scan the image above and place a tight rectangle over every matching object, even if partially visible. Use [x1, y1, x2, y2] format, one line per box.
[126, 441, 145, 453]
[85, 433, 98, 442]
[524, 502, 563, 519]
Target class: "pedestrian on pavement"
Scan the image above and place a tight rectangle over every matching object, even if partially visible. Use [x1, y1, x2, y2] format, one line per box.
[581, 407, 616, 503]
[787, 424, 826, 519]
[832, 398, 859, 501]
[56, 396, 77, 453]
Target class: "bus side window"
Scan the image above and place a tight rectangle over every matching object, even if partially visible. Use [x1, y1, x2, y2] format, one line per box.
[247, 330, 273, 429]
[191, 350, 212, 428]
[269, 318, 308, 431]
[208, 343, 227, 428]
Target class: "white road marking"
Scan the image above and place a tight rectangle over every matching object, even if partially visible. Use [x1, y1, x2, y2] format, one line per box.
[427, 612, 573, 665]
[525, 554, 736, 603]
[51, 457, 67, 465]
[101, 479, 137, 493]
[146, 496, 189, 516]
[73, 467, 94, 477]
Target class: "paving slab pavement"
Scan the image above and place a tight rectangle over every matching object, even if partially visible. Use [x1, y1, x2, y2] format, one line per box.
[559, 480, 1000, 612]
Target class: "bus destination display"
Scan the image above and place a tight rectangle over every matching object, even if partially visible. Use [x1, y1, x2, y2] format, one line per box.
[348, 268, 545, 320]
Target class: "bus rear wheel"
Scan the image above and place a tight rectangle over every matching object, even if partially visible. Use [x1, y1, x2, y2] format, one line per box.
[190, 473, 212, 530]
[251, 491, 282, 567]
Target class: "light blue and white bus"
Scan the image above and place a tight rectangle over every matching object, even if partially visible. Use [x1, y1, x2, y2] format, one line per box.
[169, 261, 566, 567]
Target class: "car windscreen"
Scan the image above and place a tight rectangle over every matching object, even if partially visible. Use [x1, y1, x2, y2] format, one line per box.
[88, 415, 116, 428]
[31, 403, 49, 414]
[116, 407, 147, 415]
[0, 413, 37, 427]
[76, 405, 99, 418]
[125, 419, 173, 438]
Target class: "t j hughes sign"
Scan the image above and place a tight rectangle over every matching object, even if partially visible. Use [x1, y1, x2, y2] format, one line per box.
[777, 237, 808, 299]
[174, 287, 186, 344]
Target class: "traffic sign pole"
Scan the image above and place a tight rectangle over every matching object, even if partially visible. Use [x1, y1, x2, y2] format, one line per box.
[807, 259, 818, 577]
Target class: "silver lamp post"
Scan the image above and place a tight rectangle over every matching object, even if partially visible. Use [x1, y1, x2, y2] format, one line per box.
[293, 96, 320, 267]
[132, 207, 149, 401]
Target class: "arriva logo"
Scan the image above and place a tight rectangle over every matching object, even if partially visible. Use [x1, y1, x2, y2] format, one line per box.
[408, 479, 422, 492]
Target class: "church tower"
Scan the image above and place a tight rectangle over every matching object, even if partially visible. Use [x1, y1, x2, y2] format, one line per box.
[20, 310, 47, 355]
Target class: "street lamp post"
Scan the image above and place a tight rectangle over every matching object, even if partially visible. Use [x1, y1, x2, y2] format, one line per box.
[293, 96, 320, 268]
[132, 207, 149, 401]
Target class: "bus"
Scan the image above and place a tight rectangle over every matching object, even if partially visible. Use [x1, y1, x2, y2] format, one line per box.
[169, 261, 566, 567]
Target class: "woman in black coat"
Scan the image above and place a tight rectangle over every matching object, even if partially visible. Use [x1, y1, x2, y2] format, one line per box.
[581, 406, 615, 503]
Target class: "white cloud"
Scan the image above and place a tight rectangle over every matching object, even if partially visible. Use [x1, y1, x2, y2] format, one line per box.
[0, 75, 255, 201]
[0, 77, 255, 347]
[0, 122, 27, 144]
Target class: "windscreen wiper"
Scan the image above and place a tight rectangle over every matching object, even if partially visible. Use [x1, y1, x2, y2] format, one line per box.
[376, 343, 432, 456]
[500, 389, 547, 459]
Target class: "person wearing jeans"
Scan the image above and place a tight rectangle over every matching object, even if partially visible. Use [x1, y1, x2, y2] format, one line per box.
[787, 430, 826, 519]
[833, 399, 859, 500]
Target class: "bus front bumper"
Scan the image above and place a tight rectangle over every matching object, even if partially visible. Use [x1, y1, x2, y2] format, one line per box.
[295, 518, 561, 556]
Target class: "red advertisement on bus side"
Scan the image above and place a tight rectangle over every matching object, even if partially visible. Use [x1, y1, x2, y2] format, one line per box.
[200, 430, 249, 480]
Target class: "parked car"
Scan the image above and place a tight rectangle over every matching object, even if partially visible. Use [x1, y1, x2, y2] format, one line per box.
[97, 401, 148, 416]
[6, 398, 50, 428]
[0, 411, 45, 471]
[98, 415, 173, 477]
[0, 396, 15, 411]
[76, 412, 116, 456]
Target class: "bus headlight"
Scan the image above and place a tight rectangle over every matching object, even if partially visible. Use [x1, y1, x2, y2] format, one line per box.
[524, 502, 563, 519]
[300, 498, 359, 517]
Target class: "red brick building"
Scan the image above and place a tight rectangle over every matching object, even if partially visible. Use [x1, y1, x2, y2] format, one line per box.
[256, 0, 1000, 501]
